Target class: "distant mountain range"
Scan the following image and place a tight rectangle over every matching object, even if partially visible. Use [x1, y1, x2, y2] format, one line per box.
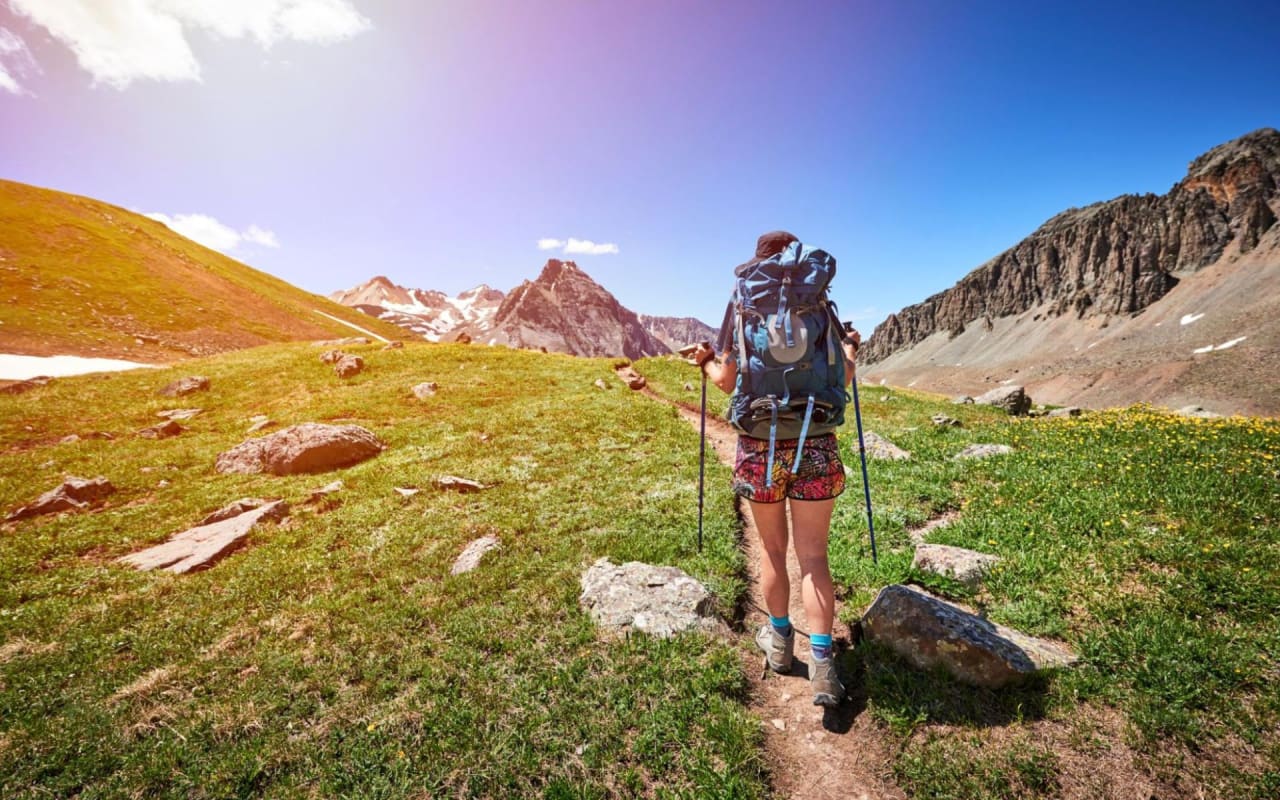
[0, 179, 407, 363]
[861, 127, 1280, 416]
[331, 261, 717, 359]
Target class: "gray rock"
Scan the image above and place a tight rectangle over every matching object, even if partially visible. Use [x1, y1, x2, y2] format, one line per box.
[334, 355, 364, 378]
[683, 382, 694, 392]
[931, 414, 962, 427]
[382, 341, 404, 350]
[912, 544, 1002, 588]
[319, 349, 346, 364]
[412, 382, 438, 400]
[435, 475, 489, 492]
[246, 418, 275, 434]
[974, 385, 1031, 416]
[954, 443, 1014, 460]
[199, 498, 271, 526]
[59, 434, 81, 444]
[119, 500, 288, 574]
[861, 431, 911, 460]
[1046, 406, 1082, 418]
[137, 420, 183, 439]
[861, 584, 1077, 688]
[156, 408, 202, 420]
[157, 376, 209, 397]
[6, 475, 116, 521]
[951, 395, 975, 405]
[215, 423, 384, 475]
[451, 535, 501, 575]
[579, 558, 726, 638]
[1178, 404, 1222, 419]
[593, 379, 609, 391]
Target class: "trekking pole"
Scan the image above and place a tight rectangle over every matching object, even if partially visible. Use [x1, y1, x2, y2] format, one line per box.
[697, 364, 707, 554]
[849, 377, 878, 564]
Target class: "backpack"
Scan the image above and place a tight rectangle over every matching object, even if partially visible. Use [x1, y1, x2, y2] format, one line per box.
[715, 240, 849, 487]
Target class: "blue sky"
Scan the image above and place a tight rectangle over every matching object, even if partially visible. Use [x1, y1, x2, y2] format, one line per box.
[1, 0, 1277, 329]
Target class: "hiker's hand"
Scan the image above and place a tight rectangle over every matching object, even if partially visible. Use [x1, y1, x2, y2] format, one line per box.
[691, 343, 715, 368]
[842, 326, 861, 353]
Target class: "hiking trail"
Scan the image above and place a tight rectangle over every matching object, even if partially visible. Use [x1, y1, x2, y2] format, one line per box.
[628, 370, 905, 799]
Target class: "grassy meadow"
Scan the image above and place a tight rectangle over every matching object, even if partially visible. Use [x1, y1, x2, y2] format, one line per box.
[638, 354, 1280, 799]
[1, 342, 1277, 798]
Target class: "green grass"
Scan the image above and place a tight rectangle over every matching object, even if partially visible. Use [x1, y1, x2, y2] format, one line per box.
[0, 179, 407, 358]
[0, 343, 761, 798]
[635, 357, 1280, 798]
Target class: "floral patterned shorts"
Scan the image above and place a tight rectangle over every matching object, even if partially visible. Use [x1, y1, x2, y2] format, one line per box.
[732, 433, 846, 504]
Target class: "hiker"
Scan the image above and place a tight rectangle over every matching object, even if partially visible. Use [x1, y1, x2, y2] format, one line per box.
[692, 231, 860, 707]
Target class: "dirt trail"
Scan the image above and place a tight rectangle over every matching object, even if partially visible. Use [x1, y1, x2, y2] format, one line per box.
[639, 375, 905, 799]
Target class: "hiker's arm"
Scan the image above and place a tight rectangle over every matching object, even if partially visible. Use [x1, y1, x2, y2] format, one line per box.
[692, 343, 737, 394]
[842, 327, 861, 387]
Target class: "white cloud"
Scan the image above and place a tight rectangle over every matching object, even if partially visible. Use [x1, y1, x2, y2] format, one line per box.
[0, 26, 38, 95]
[538, 237, 619, 255]
[145, 212, 280, 253]
[6, 0, 371, 89]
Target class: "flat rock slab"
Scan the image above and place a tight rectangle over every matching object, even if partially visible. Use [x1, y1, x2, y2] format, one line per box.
[931, 414, 962, 427]
[412, 382, 438, 399]
[451, 535, 501, 575]
[215, 423, 384, 475]
[320, 349, 346, 364]
[157, 408, 203, 420]
[435, 475, 489, 492]
[119, 500, 288, 574]
[200, 498, 271, 526]
[158, 376, 209, 397]
[862, 584, 1077, 688]
[974, 385, 1031, 416]
[955, 443, 1014, 460]
[6, 475, 115, 522]
[912, 544, 1002, 588]
[861, 431, 910, 460]
[1046, 407, 1082, 418]
[579, 557, 727, 638]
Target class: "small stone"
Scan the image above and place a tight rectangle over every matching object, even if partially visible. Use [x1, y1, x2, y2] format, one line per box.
[454, 332, 472, 344]
[954, 443, 1013, 460]
[320, 349, 345, 364]
[200, 498, 271, 526]
[974, 385, 1031, 416]
[309, 480, 344, 500]
[912, 543, 1002, 588]
[246, 419, 275, 434]
[156, 408, 202, 420]
[382, 341, 404, 350]
[6, 476, 116, 522]
[579, 557, 726, 638]
[435, 475, 489, 492]
[450, 535, 501, 575]
[59, 434, 81, 444]
[157, 376, 209, 397]
[931, 414, 962, 427]
[334, 355, 364, 378]
[770, 719, 786, 731]
[412, 382, 439, 400]
[393, 486, 419, 497]
[1047, 406, 1082, 418]
[593, 379, 608, 391]
[137, 420, 183, 439]
[684, 382, 694, 392]
[780, 692, 793, 702]
[861, 431, 911, 460]
[952, 395, 975, 405]
[157, 479, 170, 488]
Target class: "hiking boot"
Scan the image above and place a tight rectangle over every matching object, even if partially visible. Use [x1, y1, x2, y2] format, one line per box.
[755, 623, 794, 673]
[810, 657, 845, 707]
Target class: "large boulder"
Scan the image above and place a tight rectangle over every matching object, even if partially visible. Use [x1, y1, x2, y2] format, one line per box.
[954, 443, 1014, 460]
[911, 544, 1002, 588]
[579, 558, 726, 638]
[861, 431, 911, 460]
[157, 376, 210, 397]
[215, 423, 384, 475]
[861, 584, 1077, 688]
[6, 475, 115, 521]
[974, 385, 1031, 416]
[334, 355, 364, 378]
[118, 500, 288, 574]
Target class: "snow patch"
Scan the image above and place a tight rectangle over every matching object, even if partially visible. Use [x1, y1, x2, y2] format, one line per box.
[0, 353, 158, 380]
[1193, 336, 1247, 354]
[1180, 313, 1205, 326]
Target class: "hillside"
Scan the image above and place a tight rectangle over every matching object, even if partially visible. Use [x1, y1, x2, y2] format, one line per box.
[861, 128, 1280, 415]
[0, 180, 407, 364]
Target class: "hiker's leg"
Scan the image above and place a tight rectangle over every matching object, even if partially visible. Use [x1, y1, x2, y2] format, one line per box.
[748, 499, 790, 619]
[790, 498, 835, 638]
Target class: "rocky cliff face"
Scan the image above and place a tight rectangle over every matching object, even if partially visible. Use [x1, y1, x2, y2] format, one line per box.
[637, 314, 718, 352]
[483, 260, 669, 359]
[329, 276, 504, 341]
[863, 128, 1280, 363]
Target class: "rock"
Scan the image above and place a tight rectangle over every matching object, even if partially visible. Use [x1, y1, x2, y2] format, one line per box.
[617, 369, 647, 390]
[450, 535, 501, 575]
[861, 584, 1077, 688]
[593, 379, 608, 391]
[771, 719, 786, 731]
[214, 423, 384, 475]
[200, 498, 272, 525]
[393, 486, 419, 497]
[133, 333, 160, 345]
[861, 431, 911, 460]
[382, 341, 404, 350]
[157, 376, 209, 397]
[59, 434, 81, 444]
[0, 376, 53, 395]
[84, 431, 114, 440]
[974, 385, 1031, 416]
[1178, 404, 1222, 419]
[137, 420, 183, 439]
[912, 544, 1002, 588]
[118, 500, 288, 574]
[157, 408, 202, 420]
[412, 382, 439, 399]
[6, 476, 115, 521]
[334, 355, 364, 378]
[319, 349, 346, 364]
[1047, 406, 1082, 418]
[951, 395, 974, 405]
[308, 480, 344, 500]
[435, 475, 489, 492]
[454, 332, 472, 344]
[683, 382, 694, 392]
[955, 443, 1014, 460]
[246, 418, 275, 434]
[931, 414, 962, 427]
[579, 558, 726, 638]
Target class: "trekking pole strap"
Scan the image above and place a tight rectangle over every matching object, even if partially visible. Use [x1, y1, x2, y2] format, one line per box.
[791, 394, 815, 473]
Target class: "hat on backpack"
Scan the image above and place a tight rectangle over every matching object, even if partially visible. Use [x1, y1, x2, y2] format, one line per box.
[754, 230, 799, 259]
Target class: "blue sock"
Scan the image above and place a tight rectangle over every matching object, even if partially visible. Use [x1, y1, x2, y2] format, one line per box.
[769, 615, 793, 637]
[811, 633, 833, 660]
